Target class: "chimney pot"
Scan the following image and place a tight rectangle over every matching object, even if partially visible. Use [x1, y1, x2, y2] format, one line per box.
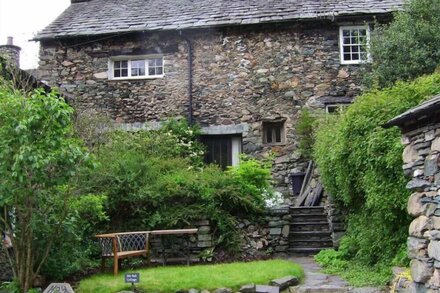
[7, 37, 13, 46]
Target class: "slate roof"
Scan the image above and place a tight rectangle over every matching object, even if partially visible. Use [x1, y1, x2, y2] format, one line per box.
[34, 0, 404, 40]
[384, 94, 440, 128]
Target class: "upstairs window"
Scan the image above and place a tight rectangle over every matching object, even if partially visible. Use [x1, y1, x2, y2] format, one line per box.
[263, 120, 285, 145]
[339, 26, 370, 65]
[110, 56, 163, 79]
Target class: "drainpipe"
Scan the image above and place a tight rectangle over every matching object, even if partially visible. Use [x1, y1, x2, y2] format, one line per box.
[179, 32, 194, 126]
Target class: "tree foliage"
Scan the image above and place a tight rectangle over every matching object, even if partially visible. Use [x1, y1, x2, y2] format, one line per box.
[313, 74, 440, 268]
[365, 0, 440, 88]
[0, 78, 105, 291]
[77, 120, 273, 251]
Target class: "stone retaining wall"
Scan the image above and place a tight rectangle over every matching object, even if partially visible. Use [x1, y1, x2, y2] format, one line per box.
[203, 206, 291, 260]
[402, 122, 440, 291]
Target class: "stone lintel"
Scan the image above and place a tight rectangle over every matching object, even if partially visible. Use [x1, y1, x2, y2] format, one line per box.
[201, 123, 249, 135]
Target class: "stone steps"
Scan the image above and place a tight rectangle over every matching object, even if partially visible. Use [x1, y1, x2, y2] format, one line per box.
[290, 222, 329, 232]
[289, 207, 333, 255]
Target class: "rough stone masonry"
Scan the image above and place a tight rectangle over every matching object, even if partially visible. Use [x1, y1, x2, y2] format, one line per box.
[38, 22, 364, 196]
[385, 95, 440, 292]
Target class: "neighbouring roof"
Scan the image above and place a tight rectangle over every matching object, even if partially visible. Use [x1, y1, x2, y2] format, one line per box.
[34, 0, 404, 41]
[384, 94, 440, 128]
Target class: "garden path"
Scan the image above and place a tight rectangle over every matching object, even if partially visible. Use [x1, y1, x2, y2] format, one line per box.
[288, 256, 386, 293]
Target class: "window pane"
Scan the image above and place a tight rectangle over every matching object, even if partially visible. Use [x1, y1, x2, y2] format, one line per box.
[266, 128, 273, 143]
[156, 67, 163, 75]
[156, 58, 163, 66]
[131, 60, 144, 68]
[352, 46, 359, 53]
[275, 127, 281, 143]
[149, 67, 156, 76]
[148, 59, 155, 67]
[114, 70, 120, 77]
[352, 53, 359, 60]
[121, 69, 128, 77]
[114, 61, 121, 69]
[121, 61, 128, 68]
[343, 30, 350, 37]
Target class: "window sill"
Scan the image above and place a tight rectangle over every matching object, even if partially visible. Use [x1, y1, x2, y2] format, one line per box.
[263, 142, 286, 146]
[108, 75, 164, 81]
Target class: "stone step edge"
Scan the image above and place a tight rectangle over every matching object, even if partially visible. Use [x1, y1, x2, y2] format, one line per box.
[288, 285, 388, 293]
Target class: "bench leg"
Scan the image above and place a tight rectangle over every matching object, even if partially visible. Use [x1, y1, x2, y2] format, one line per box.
[101, 258, 106, 272]
[114, 257, 118, 276]
[186, 238, 190, 266]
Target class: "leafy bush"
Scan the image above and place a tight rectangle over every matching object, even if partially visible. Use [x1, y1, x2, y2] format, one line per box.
[313, 74, 440, 280]
[78, 120, 273, 252]
[365, 0, 440, 88]
[296, 109, 322, 159]
[315, 249, 393, 287]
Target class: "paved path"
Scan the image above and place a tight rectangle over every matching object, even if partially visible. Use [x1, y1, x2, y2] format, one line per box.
[288, 257, 385, 293]
[290, 256, 349, 288]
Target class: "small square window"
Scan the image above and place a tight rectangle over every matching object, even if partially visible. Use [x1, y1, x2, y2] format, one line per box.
[339, 25, 370, 65]
[263, 120, 285, 144]
[325, 104, 349, 114]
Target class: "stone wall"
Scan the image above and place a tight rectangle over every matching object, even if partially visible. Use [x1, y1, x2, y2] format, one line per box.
[402, 122, 440, 291]
[38, 21, 364, 195]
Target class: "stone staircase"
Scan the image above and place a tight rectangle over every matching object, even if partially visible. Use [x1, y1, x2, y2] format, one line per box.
[288, 206, 333, 254]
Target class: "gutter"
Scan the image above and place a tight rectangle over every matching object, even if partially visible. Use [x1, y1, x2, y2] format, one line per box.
[179, 32, 194, 126]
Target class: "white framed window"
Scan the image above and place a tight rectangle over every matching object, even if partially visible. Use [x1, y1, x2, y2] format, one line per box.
[339, 25, 370, 65]
[109, 55, 164, 80]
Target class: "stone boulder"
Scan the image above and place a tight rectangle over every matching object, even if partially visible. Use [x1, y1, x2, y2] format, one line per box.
[428, 241, 440, 261]
[409, 216, 431, 237]
[239, 284, 256, 293]
[410, 259, 434, 283]
[269, 276, 299, 290]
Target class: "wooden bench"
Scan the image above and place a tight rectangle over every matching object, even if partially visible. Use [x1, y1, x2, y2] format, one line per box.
[95, 228, 198, 275]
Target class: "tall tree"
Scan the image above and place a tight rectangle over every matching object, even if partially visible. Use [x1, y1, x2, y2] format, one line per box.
[0, 78, 91, 292]
[365, 0, 440, 88]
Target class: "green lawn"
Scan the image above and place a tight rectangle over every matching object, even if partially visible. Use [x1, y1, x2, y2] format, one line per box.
[77, 259, 303, 293]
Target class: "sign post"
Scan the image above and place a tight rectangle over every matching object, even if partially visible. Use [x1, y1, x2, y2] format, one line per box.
[125, 273, 140, 291]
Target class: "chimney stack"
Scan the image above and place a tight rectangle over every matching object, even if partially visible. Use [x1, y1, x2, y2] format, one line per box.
[0, 37, 21, 68]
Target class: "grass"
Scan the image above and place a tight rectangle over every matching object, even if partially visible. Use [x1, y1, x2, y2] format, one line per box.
[315, 249, 393, 287]
[77, 259, 304, 293]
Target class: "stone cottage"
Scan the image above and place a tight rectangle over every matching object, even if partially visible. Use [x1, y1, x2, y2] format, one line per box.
[34, 0, 404, 196]
[384, 94, 440, 291]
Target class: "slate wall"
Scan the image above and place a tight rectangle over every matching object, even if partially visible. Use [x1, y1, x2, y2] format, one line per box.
[402, 122, 440, 291]
[38, 21, 363, 195]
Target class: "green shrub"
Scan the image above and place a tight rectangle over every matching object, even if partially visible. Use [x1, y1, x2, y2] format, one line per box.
[78, 121, 273, 252]
[296, 109, 321, 159]
[315, 249, 393, 287]
[365, 0, 440, 88]
[313, 74, 440, 277]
